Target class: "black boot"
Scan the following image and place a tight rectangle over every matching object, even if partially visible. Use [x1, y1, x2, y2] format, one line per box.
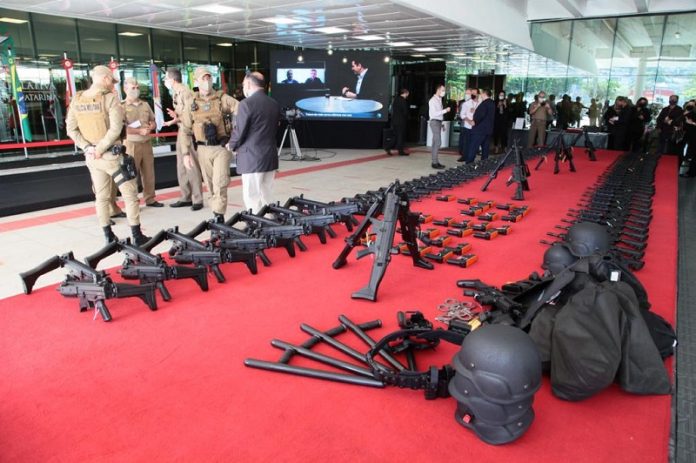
[213, 213, 225, 224]
[131, 224, 151, 247]
[103, 226, 118, 245]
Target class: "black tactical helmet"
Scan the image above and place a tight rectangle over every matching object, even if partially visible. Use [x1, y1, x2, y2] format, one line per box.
[542, 243, 578, 275]
[449, 324, 542, 445]
[565, 222, 611, 257]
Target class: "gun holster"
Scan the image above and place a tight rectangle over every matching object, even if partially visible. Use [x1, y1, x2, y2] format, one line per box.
[111, 145, 138, 186]
[204, 122, 218, 145]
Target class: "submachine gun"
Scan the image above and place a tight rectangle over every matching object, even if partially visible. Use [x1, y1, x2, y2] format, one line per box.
[226, 210, 310, 258]
[283, 196, 361, 232]
[333, 181, 434, 301]
[480, 139, 530, 200]
[84, 238, 209, 301]
[187, 218, 273, 269]
[19, 251, 157, 322]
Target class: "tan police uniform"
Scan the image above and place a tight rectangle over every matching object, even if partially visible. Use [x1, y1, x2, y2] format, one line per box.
[180, 71, 238, 216]
[123, 99, 157, 205]
[66, 84, 141, 228]
[173, 82, 203, 205]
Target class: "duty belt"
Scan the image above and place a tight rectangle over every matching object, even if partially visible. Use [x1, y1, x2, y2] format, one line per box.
[198, 137, 230, 147]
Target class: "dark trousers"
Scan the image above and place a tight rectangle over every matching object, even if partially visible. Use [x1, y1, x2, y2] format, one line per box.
[659, 131, 678, 155]
[493, 120, 508, 149]
[393, 124, 406, 154]
[458, 127, 471, 157]
[467, 132, 490, 163]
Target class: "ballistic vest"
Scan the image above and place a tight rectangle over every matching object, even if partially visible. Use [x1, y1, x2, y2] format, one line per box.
[72, 90, 112, 145]
[191, 90, 228, 142]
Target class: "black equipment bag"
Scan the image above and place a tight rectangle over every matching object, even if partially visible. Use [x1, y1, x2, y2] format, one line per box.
[383, 128, 396, 150]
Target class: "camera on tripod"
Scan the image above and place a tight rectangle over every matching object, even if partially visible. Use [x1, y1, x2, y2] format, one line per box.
[283, 107, 300, 123]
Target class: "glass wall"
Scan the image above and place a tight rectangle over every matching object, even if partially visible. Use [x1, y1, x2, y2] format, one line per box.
[445, 11, 696, 126]
[0, 8, 292, 153]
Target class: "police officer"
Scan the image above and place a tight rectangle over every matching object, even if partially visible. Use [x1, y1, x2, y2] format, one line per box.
[122, 77, 163, 207]
[66, 65, 150, 245]
[163, 68, 203, 211]
[180, 67, 238, 222]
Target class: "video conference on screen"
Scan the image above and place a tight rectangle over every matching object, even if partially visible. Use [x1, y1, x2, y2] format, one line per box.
[270, 50, 390, 121]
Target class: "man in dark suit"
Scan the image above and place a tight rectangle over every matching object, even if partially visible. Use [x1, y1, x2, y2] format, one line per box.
[229, 72, 281, 213]
[466, 88, 495, 163]
[341, 60, 379, 101]
[389, 88, 410, 156]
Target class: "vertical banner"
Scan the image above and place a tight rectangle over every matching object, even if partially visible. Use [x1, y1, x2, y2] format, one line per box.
[48, 71, 64, 135]
[62, 53, 76, 109]
[149, 61, 165, 131]
[186, 61, 194, 89]
[108, 57, 122, 100]
[218, 63, 228, 94]
[7, 47, 33, 143]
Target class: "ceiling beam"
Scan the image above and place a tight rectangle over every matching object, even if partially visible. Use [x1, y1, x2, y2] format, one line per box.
[634, 0, 650, 13]
[556, 0, 585, 18]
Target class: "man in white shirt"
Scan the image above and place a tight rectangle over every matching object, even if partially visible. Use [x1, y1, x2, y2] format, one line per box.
[457, 88, 479, 162]
[428, 84, 451, 169]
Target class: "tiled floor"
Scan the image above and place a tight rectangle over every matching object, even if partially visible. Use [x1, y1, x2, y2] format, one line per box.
[0, 148, 460, 299]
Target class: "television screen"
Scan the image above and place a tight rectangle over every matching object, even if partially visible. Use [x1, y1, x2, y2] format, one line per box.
[270, 50, 389, 121]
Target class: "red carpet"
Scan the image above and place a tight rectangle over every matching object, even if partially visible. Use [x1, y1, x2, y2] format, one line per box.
[0, 150, 676, 462]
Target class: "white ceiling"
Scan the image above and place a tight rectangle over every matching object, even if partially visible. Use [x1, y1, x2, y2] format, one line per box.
[0, 0, 694, 63]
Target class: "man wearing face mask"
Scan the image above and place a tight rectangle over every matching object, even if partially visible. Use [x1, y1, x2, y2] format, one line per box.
[163, 68, 203, 211]
[66, 65, 150, 245]
[656, 95, 683, 155]
[180, 67, 239, 222]
[466, 88, 495, 163]
[229, 72, 281, 213]
[527, 91, 552, 147]
[493, 90, 509, 154]
[457, 88, 478, 162]
[122, 77, 161, 207]
[428, 84, 451, 169]
[628, 97, 651, 153]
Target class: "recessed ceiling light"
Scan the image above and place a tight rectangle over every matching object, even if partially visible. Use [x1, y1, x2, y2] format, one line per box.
[193, 4, 242, 14]
[451, 52, 466, 56]
[0, 17, 28, 24]
[355, 35, 384, 41]
[83, 38, 105, 42]
[414, 47, 437, 52]
[314, 27, 349, 34]
[216, 43, 233, 47]
[429, 57, 444, 61]
[411, 54, 426, 58]
[260, 17, 302, 25]
[388, 42, 414, 47]
[118, 32, 143, 37]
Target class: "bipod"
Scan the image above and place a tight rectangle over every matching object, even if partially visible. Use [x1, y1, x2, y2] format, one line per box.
[480, 145, 514, 192]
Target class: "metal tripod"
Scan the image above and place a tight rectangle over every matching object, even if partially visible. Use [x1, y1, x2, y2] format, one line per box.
[278, 121, 318, 161]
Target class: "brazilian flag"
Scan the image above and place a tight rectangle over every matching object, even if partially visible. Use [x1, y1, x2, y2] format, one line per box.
[6, 48, 33, 142]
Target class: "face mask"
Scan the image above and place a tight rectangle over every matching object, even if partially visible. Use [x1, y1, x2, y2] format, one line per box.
[164, 80, 173, 90]
[471, 94, 477, 100]
[126, 89, 139, 100]
[670, 100, 677, 105]
[439, 91, 446, 97]
[199, 80, 211, 93]
[464, 94, 471, 101]
[499, 95, 505, 100]
[539, 98, 546, 103]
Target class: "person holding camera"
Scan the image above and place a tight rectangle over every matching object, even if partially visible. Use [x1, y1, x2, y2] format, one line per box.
[66, 65, 150, 245]
[229, 72, 281, 214]
[180, 67, 239, 222]
[528, 91, 552, 147]
[122, 77, 162, 207]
